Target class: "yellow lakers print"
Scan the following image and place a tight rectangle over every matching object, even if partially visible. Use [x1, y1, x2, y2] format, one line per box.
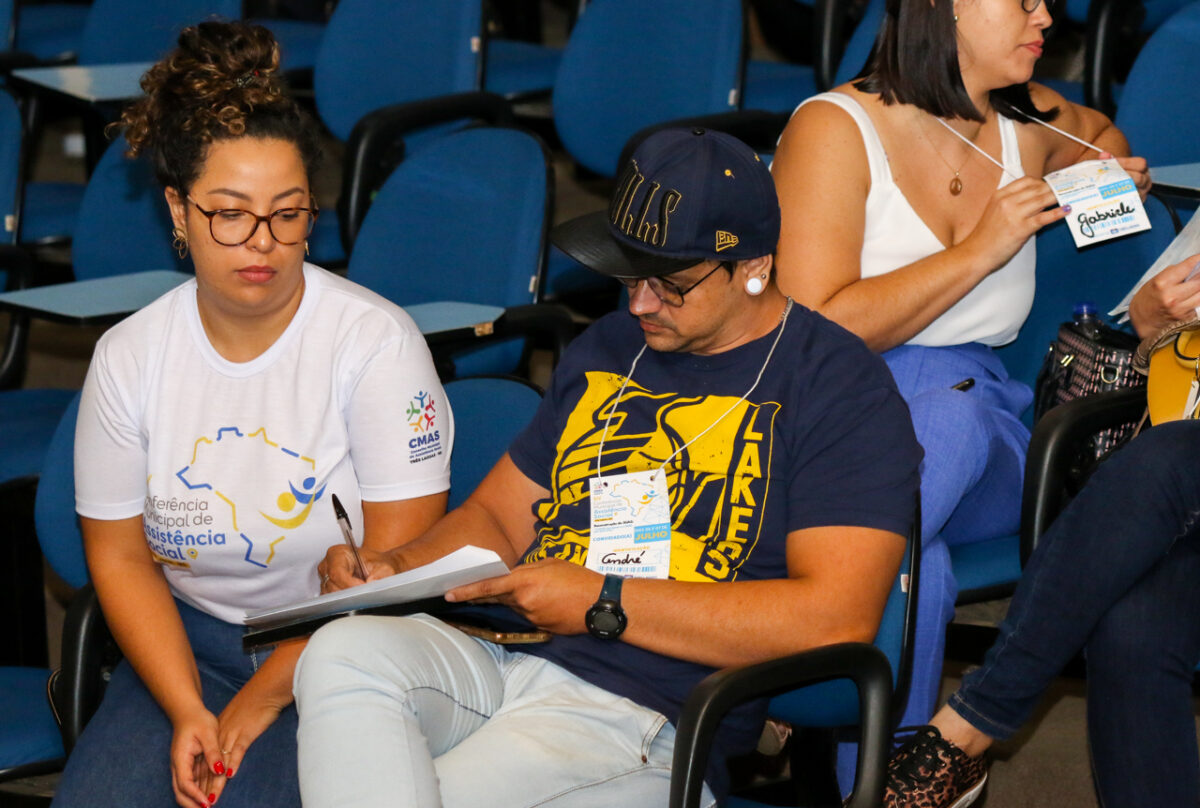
[522, 371, 780, 581]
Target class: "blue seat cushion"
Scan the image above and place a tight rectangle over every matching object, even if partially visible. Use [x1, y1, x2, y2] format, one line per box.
[15, 3, 89, 61]
[0, 667, 63, 770]
[949, 533, 1022, 595]
[743, 60, 817, 114]
[307, 209, 345, 267]
[249, 18, 325, 72]
[0, 389, 76, 486]
[20, 181, 87, 245]
[484, 39, 562, 97]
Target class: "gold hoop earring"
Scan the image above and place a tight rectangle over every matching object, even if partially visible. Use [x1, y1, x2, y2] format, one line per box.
[172, 227, 189, 260]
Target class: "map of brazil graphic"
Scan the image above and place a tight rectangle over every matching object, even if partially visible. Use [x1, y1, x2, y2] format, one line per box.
[170, 426, 325, 568]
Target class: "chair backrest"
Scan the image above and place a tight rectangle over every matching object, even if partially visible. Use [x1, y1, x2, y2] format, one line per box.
[0, 90, 24, 248]
[994, 193, 1179, 413]
[313, 0, 484, 142]
[34, 391, 88, 589]
[551, 0, 744, 177]
[77, 0, 242, 65]
[70, 135, 188, 282]
[764, 511, 920, 728]
[1113, 0, 1200, 167]
[348, 126, 551, 377]
[443, 376, 542, 509]
[832, 0, 886, 86]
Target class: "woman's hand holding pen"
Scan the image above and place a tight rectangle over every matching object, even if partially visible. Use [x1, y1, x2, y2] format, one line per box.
[317, 544, 400, 593]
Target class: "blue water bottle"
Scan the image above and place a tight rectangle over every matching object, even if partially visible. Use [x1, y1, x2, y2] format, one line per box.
[1072, 301, 1101, 341]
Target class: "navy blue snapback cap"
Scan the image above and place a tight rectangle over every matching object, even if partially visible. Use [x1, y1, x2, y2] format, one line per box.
[550, 127, 781, 279]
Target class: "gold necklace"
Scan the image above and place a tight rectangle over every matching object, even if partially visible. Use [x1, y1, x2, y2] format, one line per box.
[915, 113, 979, 196]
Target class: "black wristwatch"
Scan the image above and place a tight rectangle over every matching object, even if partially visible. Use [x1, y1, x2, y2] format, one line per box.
[585, 574, 627, 640]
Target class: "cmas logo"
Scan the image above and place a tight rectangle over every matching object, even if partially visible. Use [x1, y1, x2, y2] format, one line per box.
[406, 391, 443, 462]
[406, 391, 436, 432]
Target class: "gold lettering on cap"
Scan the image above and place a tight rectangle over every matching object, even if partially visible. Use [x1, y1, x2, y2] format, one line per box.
[715, 231, 739, 252]
[609, 158, 682, 248]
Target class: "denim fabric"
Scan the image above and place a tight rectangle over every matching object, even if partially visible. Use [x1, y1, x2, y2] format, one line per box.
[52, 598, 300, 808]
[294, 614, 716, 808]
[950, 420, 1200, 808]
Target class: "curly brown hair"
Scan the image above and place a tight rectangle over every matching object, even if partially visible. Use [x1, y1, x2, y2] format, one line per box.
[116, 20, 322, 193]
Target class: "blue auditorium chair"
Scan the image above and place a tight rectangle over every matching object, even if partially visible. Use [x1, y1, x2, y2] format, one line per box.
[669, 508, 920, 808]
[345, 125, 553, 379]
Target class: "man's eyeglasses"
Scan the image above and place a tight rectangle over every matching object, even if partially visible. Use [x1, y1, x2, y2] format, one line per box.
[615, 261, 731, 307]
[187, 196, 318, 247]
[1021, 0, 1053, 13]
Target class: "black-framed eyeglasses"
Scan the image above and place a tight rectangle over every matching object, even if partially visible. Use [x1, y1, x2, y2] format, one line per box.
[187, 196, 318, 247]
[615, 261, 731, 307]
[1021, 0, 1052, 13]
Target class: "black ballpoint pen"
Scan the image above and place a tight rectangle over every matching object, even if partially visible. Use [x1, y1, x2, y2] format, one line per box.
[331, 493, 369, 581]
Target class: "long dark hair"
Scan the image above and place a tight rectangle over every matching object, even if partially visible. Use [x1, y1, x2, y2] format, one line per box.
[854, 0, 1058, 123]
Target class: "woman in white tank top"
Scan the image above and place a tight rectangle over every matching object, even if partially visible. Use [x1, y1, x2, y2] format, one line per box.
[768, 0, 1152, 775]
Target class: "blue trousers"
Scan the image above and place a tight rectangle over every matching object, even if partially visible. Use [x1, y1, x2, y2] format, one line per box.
[887, 345, 1031, 722]
[950, 420, 1200, 808]
[839, 344, 1031, 787]
[52, 599, 300, 808]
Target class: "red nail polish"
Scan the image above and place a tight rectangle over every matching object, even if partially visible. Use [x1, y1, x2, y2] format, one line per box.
[225, 769, 235, 779]
[213, 760, 225, 775]
[208, 794, 216, 804]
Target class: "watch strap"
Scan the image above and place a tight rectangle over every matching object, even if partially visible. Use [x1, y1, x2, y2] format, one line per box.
[598, 573, 624, 603]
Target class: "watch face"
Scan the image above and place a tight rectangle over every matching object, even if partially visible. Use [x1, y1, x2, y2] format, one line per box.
[591, 610, 622, 633]
[586, 601, 627, 639]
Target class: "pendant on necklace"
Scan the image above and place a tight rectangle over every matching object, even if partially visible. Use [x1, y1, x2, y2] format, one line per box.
[949, 175, 963, 196]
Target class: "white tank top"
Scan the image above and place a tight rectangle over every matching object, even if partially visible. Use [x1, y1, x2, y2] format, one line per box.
[796, 92, 1036, 347]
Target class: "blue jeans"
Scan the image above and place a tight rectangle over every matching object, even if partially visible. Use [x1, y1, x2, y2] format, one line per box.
[52, 599, 300, 808]
[950, 420, 1200, 808]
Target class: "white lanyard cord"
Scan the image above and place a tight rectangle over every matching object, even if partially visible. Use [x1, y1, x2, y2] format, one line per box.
[595, 298, 795, 481]
[934, 112, 1103, 181]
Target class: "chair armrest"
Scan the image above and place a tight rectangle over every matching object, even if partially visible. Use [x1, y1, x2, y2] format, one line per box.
[1020, 387, 1147, 562]
[670, 642, 893, 808]
[494, 303, 576, 370]
[617, 109, 793, 172]
[50, 583, 115, 754]
[340, 91, 515, 250]
[0, 244, 38, 389]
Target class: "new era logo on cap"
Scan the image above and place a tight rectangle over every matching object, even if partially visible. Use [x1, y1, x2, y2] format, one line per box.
[715, 231, 739, 251]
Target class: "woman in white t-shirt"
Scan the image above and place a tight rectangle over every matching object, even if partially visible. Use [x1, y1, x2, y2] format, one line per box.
[767, 0, 1160, 768]
[53, 22, 452, 808]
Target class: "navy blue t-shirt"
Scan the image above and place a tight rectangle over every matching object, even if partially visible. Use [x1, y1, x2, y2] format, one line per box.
[487, 304, 919, 797]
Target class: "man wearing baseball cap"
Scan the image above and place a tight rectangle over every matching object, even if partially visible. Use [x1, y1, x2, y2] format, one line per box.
[296, 128, 922, 808]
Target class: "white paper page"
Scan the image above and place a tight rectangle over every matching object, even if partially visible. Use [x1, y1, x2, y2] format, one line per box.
[1111, 206, 1200, 318]
[244, 545, 509, 627]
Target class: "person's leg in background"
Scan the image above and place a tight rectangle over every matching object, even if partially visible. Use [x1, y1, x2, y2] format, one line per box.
[895, 420, 1200, 806]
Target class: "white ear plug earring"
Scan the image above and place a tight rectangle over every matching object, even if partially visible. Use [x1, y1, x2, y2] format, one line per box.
[746, 275, 766, 295]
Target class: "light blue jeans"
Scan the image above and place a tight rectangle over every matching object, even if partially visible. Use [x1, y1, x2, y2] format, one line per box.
[294, 613, 716, 808]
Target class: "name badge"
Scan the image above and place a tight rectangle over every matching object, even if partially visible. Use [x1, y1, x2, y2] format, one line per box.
[586, 470, 671, 578]
[1044, 159, 1151, 248]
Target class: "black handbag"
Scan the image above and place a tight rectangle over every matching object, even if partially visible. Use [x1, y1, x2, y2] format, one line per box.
[1034, 317, 1145, 461]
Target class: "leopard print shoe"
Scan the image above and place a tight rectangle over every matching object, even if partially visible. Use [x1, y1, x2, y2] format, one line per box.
[883, 725, 988, 808]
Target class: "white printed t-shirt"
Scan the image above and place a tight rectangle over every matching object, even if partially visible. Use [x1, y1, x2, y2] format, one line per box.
[74, 264, 453, 623]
